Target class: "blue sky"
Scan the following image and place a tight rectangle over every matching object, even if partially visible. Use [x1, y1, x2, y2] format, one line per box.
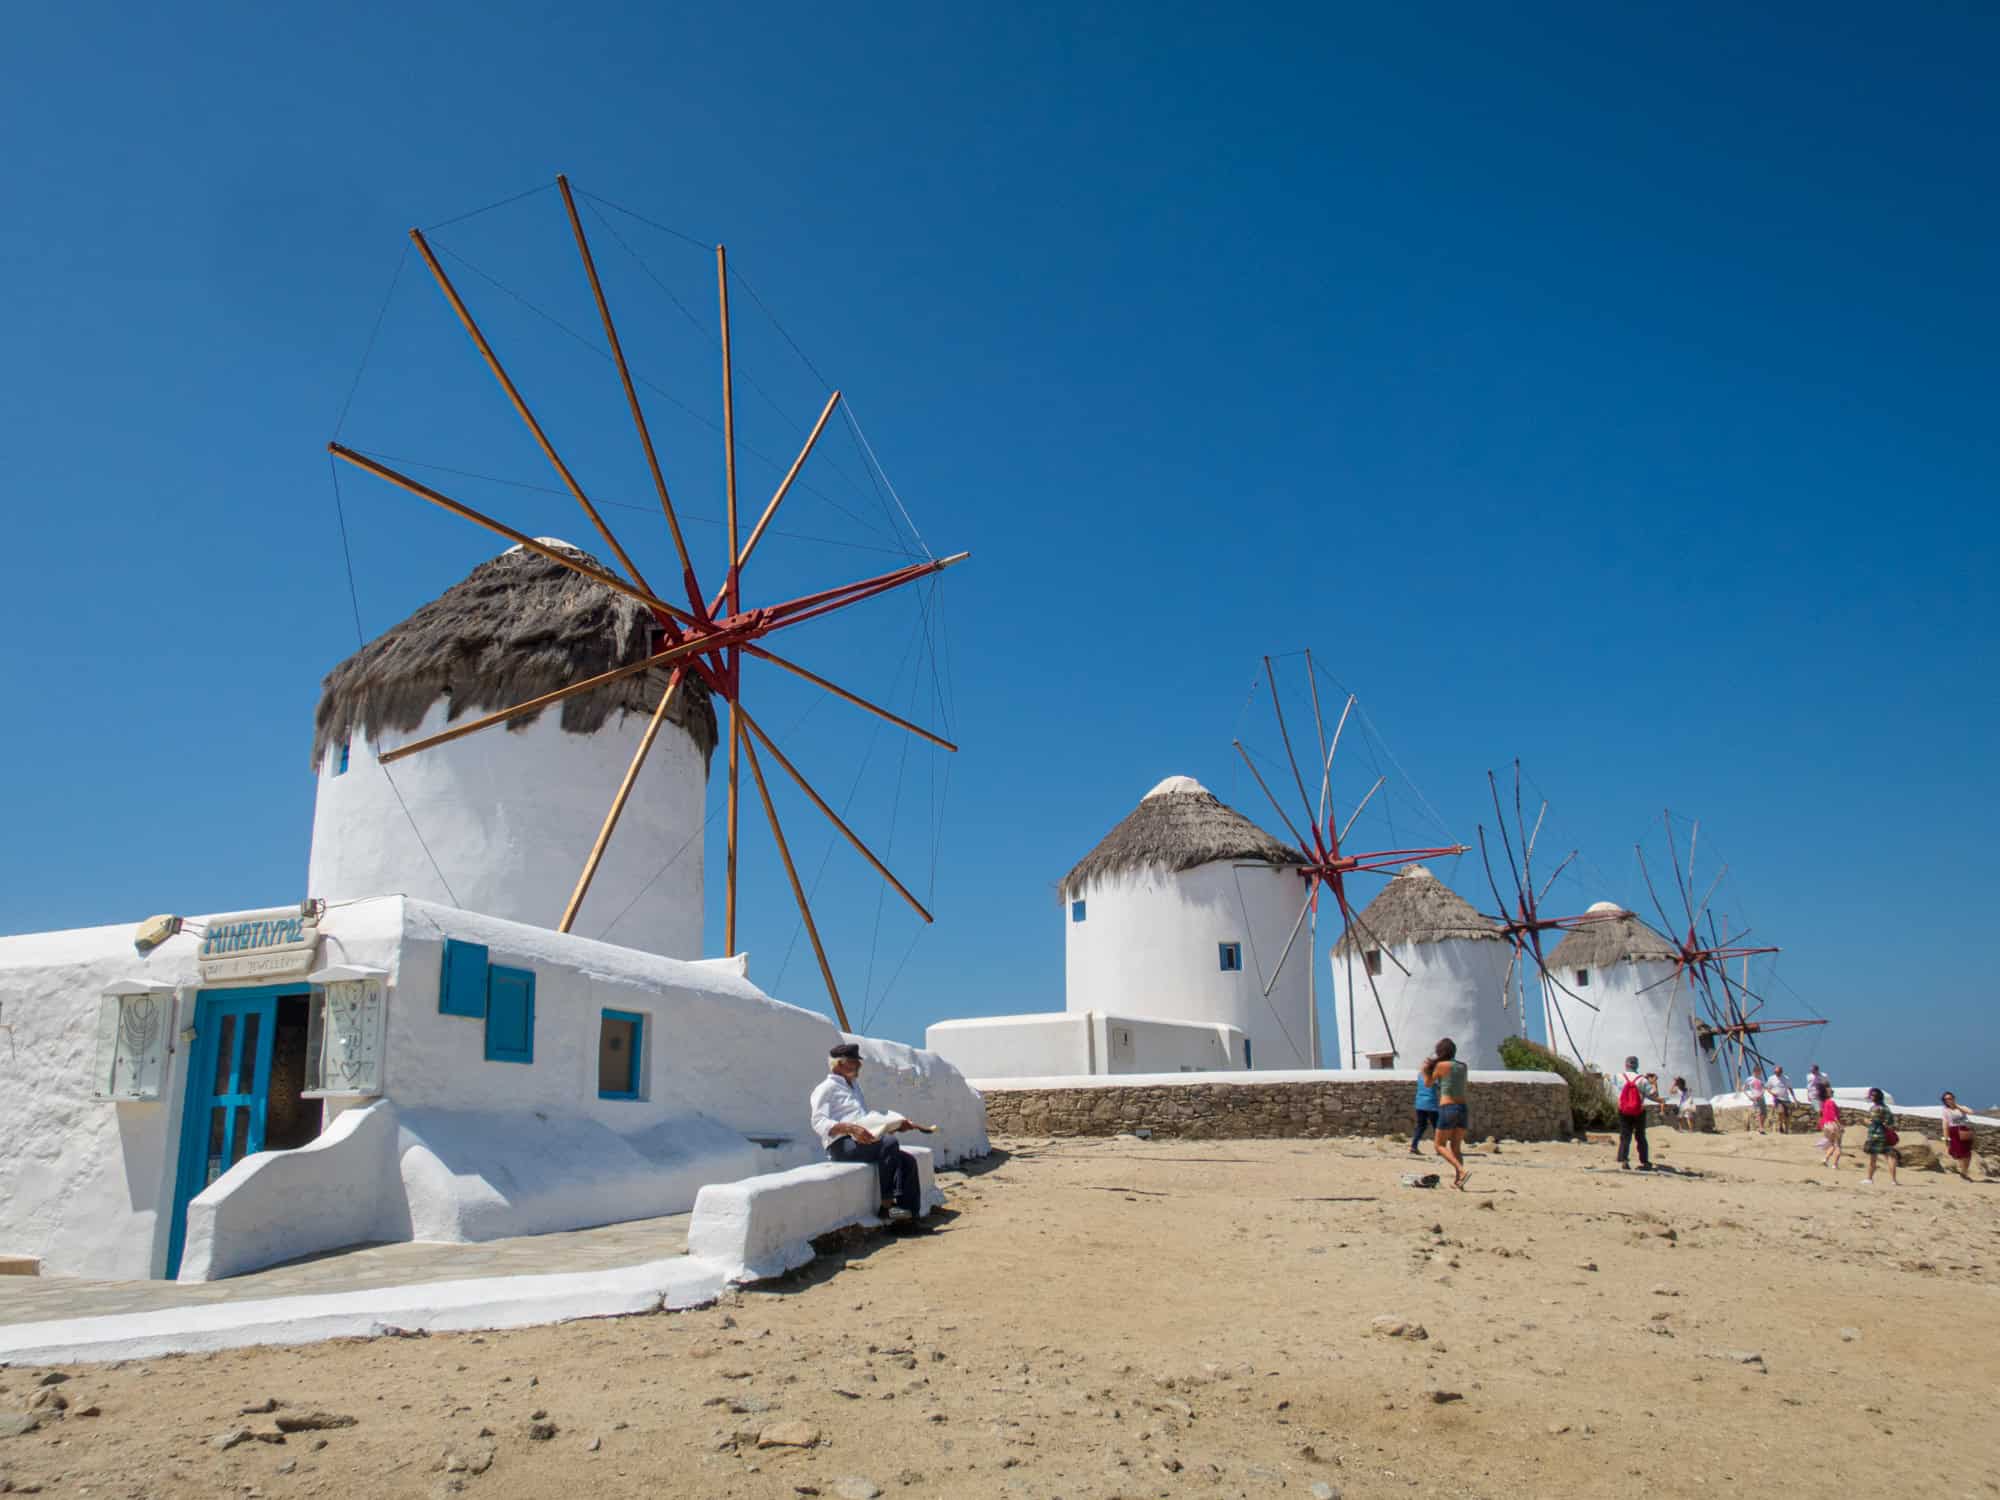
[2, 4, 1993, 1102]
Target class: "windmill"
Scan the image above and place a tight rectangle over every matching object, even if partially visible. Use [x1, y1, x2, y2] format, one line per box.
[1472, 761, 1609, 1060]
[1633, 811, 1823, 1084]
[327, 175, 966, 1031]
[1230, 651, 1468, 1066]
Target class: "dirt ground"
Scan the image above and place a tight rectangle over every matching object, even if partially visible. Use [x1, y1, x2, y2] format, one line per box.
[2, 1126, 1995, 1500]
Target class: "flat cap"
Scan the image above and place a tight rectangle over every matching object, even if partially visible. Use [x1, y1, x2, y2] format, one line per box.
[828, 1042, 862, 1061]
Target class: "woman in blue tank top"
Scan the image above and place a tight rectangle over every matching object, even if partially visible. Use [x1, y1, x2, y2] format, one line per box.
[1411, 1058, 1441, 1154]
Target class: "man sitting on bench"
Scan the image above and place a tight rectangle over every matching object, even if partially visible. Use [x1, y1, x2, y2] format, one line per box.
[810, 1042, 931, 1224]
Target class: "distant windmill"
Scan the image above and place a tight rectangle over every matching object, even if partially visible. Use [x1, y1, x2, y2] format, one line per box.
[1634, 811, 1824, 1083]
[1231, 651, 1467, 1066]
[1473, 761, 1608, 1060]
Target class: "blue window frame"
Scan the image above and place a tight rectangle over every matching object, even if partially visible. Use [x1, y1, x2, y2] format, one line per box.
[1218, 941, 1243, 972]
[439, 939, 489, 1018]
[598, 1009, 644, 1100]
[334, 739, 350, 776]
[485, 965, 535, 1064]
[1071, 900, 1087, 923]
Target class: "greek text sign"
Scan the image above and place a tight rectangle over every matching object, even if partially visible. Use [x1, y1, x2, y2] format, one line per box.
[198, 908, 319, 982]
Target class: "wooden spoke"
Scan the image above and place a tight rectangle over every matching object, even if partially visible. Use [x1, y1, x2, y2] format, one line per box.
[1230, 740, 1311, 853]
[408, 228, 655, 598]
[1317, 694, 1356, 834]
[717, 245, 740, 616]
[735, 703, 933, 924]
[742, 644, 957, 751]
[1304, 647, 1330, 831]
[1338, 888, 1399, 1063]
[725, 712, 741, 954]
[740, 730, 849, 1030]
[328, 445, 700, 627]
[1262, 885, 1316, 999]
[558, 670, 684, 933]
[760, 552, 970, 628]
[1339, 776, 1387, 843]
[1264, 656, 1318, 844]
[1535, 848, 1578, 904]
[735, 390, 840, 574]
[379, 654, 661, 764]
[556, 174, 697, 583]
[1343, 899, 1413, 979]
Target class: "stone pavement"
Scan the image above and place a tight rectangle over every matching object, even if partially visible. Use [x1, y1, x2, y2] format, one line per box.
[0, 1212, 691, 1325]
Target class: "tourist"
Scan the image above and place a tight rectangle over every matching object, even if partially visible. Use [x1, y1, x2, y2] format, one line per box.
[1819, 1091, 1844, 1169]
[1667, 1075, 1694, 1132]
[1614, 1056, 1661, 1170]
[1941, 1092, 1976, 1182]
[1768, 1066, 1795, 1133]
[809, 1042, 926, 1223]
[1806, 1064, 1829, 1105]
[1411, 1055, 1441, 1155]
[1745, 1068, 1768, 1133]
[1862, 1087, 1898, 1186]
[1432, 1037, 1471, 1191]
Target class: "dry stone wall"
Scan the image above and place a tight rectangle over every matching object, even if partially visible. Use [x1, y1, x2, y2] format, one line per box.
[980, 1075, 1571, 1142]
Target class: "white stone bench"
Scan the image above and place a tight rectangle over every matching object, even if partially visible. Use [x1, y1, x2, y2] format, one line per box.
[687, 1144, 938, 1283]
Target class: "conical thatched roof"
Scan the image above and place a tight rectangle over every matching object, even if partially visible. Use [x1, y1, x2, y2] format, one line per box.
[1331, 864, 1501, 954]
[1545, 902, 1679, 969]
[312, 540, 719, 770]
[1057, 776, 1304, 901]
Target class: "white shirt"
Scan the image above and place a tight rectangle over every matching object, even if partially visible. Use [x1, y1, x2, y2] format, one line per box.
[1768, 1074, 1794, 1102]
[809, 1072, 868, 1151]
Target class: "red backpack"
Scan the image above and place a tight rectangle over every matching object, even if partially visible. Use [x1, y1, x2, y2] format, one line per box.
[1617, 1074, 1644, 1117]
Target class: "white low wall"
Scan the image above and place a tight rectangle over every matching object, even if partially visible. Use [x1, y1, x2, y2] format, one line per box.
[686, 1145, 938, 1283]
[178, 1100, 402, 1282]
[926, 1011, 1244, 1081]
[394, 1107, 766, 1245]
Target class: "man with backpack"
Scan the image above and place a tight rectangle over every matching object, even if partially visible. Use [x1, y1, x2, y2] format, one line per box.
[1615, 1056, 1662, 1171]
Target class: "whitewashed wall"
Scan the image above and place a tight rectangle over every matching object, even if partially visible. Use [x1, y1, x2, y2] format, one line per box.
[0, 922, 195, 1279]
[0, 897, 988, 1281]
[925, 1011, 1245, 1079]
[1330, 938, 1516, 1069]
[1542, 957, 1727, 1096]
[1065, 862, 1315, 1069]
[307, 701, 707, 960]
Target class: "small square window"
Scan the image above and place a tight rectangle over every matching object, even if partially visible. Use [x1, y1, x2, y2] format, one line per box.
[1574, 969, 1590, 988]
[1365, 1050, 1396, 1070]
[598, 1009, 644, 1100]
[1364, 948, 1383, 977]
[1218, 942, 1242, 972]
[1071, 900, 1087, 923]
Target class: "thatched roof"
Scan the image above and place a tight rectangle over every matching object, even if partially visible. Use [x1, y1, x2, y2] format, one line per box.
[312, 540, 719, 769]
[1545, 902, 1680, 969]
[1331, 864, 1501, 954]
[1058, 776, 1304, 901]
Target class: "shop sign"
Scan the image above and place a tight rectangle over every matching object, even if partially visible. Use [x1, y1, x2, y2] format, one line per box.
[198, 907, 320, 982]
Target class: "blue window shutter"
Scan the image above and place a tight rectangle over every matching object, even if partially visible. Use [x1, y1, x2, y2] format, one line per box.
[485, 966, 535, 1064]
[439, 940, 489, 1018]
[1071, 900, 1086, 923]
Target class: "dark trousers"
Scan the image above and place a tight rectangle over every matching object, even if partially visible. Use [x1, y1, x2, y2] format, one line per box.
[1411, 1109, 1438, 1150]
[830, 1135, 921, 1215]
[1617, 1111, 1650, 1166]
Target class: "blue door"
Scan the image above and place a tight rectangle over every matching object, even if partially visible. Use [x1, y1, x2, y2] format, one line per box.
[165, 986, 283, 1277]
